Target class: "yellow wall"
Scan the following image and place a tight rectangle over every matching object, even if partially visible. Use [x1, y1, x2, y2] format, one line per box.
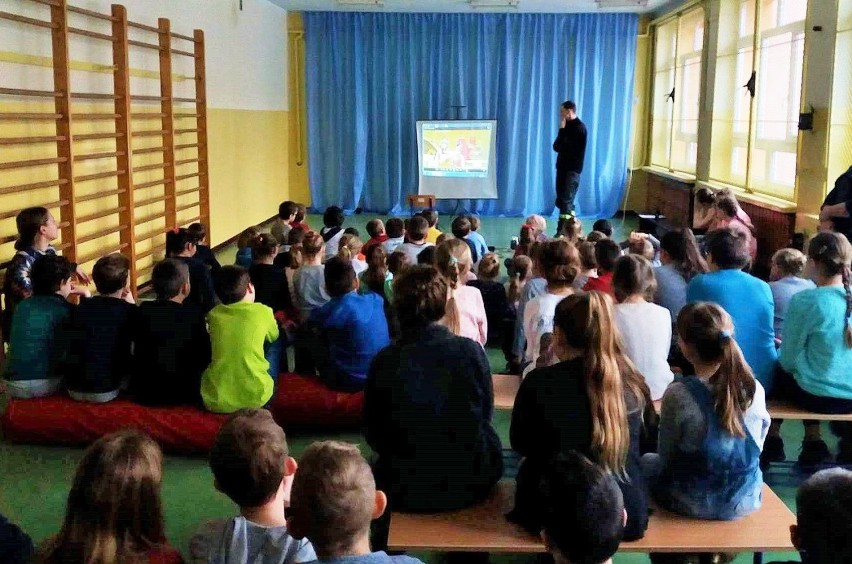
[287, 13, 311, 207]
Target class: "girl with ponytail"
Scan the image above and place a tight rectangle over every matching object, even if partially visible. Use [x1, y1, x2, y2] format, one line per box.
[291, 231, 329, 321]
[510, 291, 651, 540]
[435, 239, 487, 345]
[654, 228, 709, 323]
[338, 233, 366, 275]
[645, 302, 769, 520]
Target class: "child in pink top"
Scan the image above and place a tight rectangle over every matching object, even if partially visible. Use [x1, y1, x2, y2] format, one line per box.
[710, 193, 757, 261]
[436, 239, 488, 345]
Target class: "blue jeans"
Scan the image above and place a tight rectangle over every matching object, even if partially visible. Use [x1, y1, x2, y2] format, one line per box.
[264, 337, 283, 389]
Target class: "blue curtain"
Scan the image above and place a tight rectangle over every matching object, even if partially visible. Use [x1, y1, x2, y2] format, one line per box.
[304, 12, 637, 218]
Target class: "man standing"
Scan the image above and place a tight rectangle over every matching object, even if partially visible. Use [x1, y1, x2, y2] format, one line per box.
[552, 100, 587, 235]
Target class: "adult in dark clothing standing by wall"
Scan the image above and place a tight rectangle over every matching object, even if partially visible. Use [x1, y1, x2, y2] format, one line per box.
[553, 100, 588, 235]
[819, 166, 852, 238]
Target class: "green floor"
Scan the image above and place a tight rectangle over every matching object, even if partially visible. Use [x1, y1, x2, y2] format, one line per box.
[0, 213, 810, 562]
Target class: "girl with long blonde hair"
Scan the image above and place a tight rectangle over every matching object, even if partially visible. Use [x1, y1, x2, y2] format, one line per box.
[435, 239, 487, 346]
[509, 291, 652, 541]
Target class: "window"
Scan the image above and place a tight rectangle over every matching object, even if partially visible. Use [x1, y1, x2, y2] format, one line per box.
[709, 0, 807, 200]
[827, 0, 852, 191]
[649, 7, 705, 174]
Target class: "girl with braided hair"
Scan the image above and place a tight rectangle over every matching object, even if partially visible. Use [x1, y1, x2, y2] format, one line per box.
[773, 231, 852, 465]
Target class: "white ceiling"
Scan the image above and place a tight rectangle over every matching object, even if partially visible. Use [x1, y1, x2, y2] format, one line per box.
[267, 0, 667, 14]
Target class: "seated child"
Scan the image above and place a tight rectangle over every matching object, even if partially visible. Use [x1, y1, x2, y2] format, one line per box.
[235, 226, 260, 268]
[525, 214, 549, 242]
[417, 245, 437, 265]
[592, 219, 614, 238]
[168, 227, 217, 313]
[38, 430, 183, 563]
[362, 219, 388, 256]
[291, 203, 310, 232]
[66, 254, 136, 404]
[556, 216, 583, 245]
[387, 249, 411, 278]
[382, 217, 405, 254]
[654, 228, 708, 324]
[436, 239, 487, 345]
[344, 227, 360, 238]
[272, 200, 298, 245]
[574, 240, 598, 289]
[397, 215, 433, 264]
[468, 252, 516, 366]
[644, 302, 769, 520]
[306, 257, 390, 392]
[541, 452, 626, 564]
[202, 266, 279, 413]
[692, 187, 716, 232]
[586, 230, 607, 243]
[2, 255, 85, 398]
[339, 234, 367, 275]
[289, 441, 423, 564]
[320, 206, 345, 260]
[275, 225, 305, 270]
[422, 208, 441, 244]
[627, 234, 661, 267]
[467, 215, 489, 258]
[451, 216, 480, 263]
[583, 238, 620, 296]
[506, 254, 532, 309]
[514, 224, 535, 258]
[131, 259, 210, 407]
[292, 231, 330, 322]
[769, 247, 815, 338]
[188, 222, 221, 274]
[708, 192, 758, 262]
[0, 513, 32, 564]
[360, 245, 392, 300]
[250, 233, 292, 376]
[612, 255, 674, 401]
[191, 409, 315, 563]
[512, 243, 548, 372]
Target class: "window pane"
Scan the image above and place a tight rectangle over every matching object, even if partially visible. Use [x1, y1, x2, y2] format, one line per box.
[650, 19, 679, 168]
[671, 8, 704, 173]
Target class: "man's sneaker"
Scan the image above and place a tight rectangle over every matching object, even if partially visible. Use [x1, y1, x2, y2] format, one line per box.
[760, 434, 786, 470]
[798, 439, 833, 467]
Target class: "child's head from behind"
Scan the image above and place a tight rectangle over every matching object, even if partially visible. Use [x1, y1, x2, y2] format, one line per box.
[478, 252, 500, 281]
[288, 226, 306, 247]
[290, 231, 325, 269]
[385, 217, 405, 239]
[289, 441, 385, 560]
[32, 254, 75, 296]
[542, 451, 625, 564]
[338, 234, 363, 261]
[323, 206, 344, 229]
[325, 256, 357, 297]
[436, 238, 473, 288]
[714, 193, 739, 220]
[594, 239, 621, 274]
[512, 255, 532, 281]
[695, 187, 715, 207]
[152, 258, 190, 301]
[251, 233, 279, 260]
[237, 226, 261, 251]
[793, 468, 852, 564]
[210, 409, 294, 510]
[15, 206, 56, 250]
[294, 203, 307, 224]
[519, 224, 535, 247]
[388, 250, 411, 276]
[166, 227, 196, 257]
[771, 248, 808, 281]
[421, 209, 439, 228]
[586, 231, 607, 244]
[41, 430, 164, 563]
[279, 200, 298, 222]
[541, 240, 579, 289]
[578, 241, 597, 271]
[705, 228, 750, 270]
[558, 216, 583, 242]
[366, 219, 385, 239]
[659, 228, 708, 280]
[451, 216, 472, 239]
[214, 265, 253, 305]
[92, 253, 130, 296]
[407, 215, 429, 243]
[392, 265, 448, 330]
[525, 214, 547, 234]
[629, 238, 654, 261]
[612, 255, 656, 303]
[468, 215, 481, 232]
[187, 222, 207, 245]
[807, 231, 852, 347]
[592, 219, 613, 238]
[417, 245, 438, 265]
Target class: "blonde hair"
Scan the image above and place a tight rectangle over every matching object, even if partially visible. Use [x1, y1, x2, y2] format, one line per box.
[290, 231, 324, 269]
[435, 239, 473, 336]
[338, 234, 363, 261]
[477, 252, 500, 280]
[772, 248, 808, 278]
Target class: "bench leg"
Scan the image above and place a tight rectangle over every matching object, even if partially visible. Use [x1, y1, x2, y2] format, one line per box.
[753, 552, 763, 564]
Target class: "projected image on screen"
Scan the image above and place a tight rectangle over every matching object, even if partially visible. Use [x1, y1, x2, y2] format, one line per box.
[421, 122, 492, 179]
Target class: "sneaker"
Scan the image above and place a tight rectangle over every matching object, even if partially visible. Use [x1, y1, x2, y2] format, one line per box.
[760, 435, 785, 470]
[798, 439, 833, 467]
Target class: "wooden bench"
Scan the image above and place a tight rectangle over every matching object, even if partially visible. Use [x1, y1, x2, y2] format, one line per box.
[767, 400, 852, 421]
[493, 374, 519, 410]
[388, 480, 794, 559]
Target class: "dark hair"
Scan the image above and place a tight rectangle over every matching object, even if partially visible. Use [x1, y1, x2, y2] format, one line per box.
[187, 222, 206, 244]
[166, 228, 195, 257]
[92, 253, 130, 295]
[210, 409, 289, 508]
[558, 216, 583, 243]
[578, 241, 597, 270]
[542, 239, 579, 289]
[421, 209, 438, 227]
[417, 245, 437, 265]
[15, 206, 50, 251]
[393, 266, 448, 329]
[343, 227, 360, 238]
[362, 245, 388, 296]
[214, 265, 250, 305]
[468, 215, 481, 231]
[387, 250, 411, 276]
[288, 226, 306, 246]
[660, 229, 708, 281]
[407, 215, 429, 242]
[561, 100, 577, 112]
[366, 219, 385, 239]
[294, 203, 306, 223]
[279, 200, 298, 220]
[594, 239, 621, 273]
[592, 219, 613, 237]
[385, 218, 404, 239]
[478, 252, 500, 280]
[586, 231, 607, 244]
[612, 255, 656, 302]
[237, 227, 261, 250]
[324, 256, 356, 297]
[31, 254, 75, 295]
[251, 233, 279, 260]
[542, 452, 624, 564]
[715, 193, 739, 219]
[152, 259, 189, 300]
[519, 225, 534, 247]
[451, 216, 471, 238]
[795, 468, 852, 564]
[807, 231, 852, 347]
[677, 302, 756, 437]
[695, 187, 716, 205]
[507, 255, 532, 304]
[705, 228, 750, 270]
[322, 206, 344, 229]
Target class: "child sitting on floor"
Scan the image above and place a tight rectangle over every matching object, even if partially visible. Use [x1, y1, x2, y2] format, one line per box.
[188, 222, 221, 274]
[583, 238, 620, 296]
[235, 226, 260, 268]
[292, 231, 329, 322]
[66, 253, 136, 404]
[769, 247, 815, 338]
[250, 233, 291, 377]
[451, 216, 480, 264]
[469, 252, 516, 368]
[644, 302, 769, 520]
[202, 266, 279, 413]
[574, 240, 598, 289]
[506, 254, 532, 309]
[190, 409, 315, 563]
[382, 218, 405, 254]
[339, 234, 367, 275]
[2, 255, 86, 398]
[556, 216, 583, 245]
[467, 215, 489, 259]
[512, 243, 548, 373]
[38, 430, 183, 563]
[360, 245, 392, 301]
[362, 219, 388, 256]
[131, 259, 210, 407]
[168, 227, 217, 313]
[272, 200, 298, 246]
[289, 441, 423, 564]
[592, 219, 614, 238]
[514, 224, 535, 258]
[436, 239, 487, 346]
[422, 208, 442, 244]
[387, 249, 411, 278]
[320, 206, 345, 261]
[397, 215, 433, 264]
[291, 203, 310, 232]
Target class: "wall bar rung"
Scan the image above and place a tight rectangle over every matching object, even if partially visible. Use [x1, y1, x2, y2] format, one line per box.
[170, 31, 195, 42]
[175, 201, 199, 213]
[128, 39, 161, 51]
[171, 48, 195, 57]
[0, 178, 68, 196]
[175, 158, 202, 166]
[127, 20, 160, 33]
[133, 162, 168, 173]
[67, 5, 117, 21]
[23, 0, 60, 7]
[0, 113, 62, 121]
[175, 172, 200, 181]
[133, 146, 166, 155]
[76, 224, 128, 245]
[76, 242, 129, 265]
[76, 188, 125, 203]
[70, 92, 120, 100]
[0, 11, 56, 29]
[74, 113, 121, 120]
[0, 199, 68, 220]
[174, 113, 198, 118]
[0, 87, 62, 98]
[74, 150, 123, 162]
[0, 157, 67, 171]
[68, 27, 115, 42]
[130, 95, 165, 101]
[181, 215, 202, 225]
[176, 186, 201, 196]
[75, 169, 124, 182]
[74, 132, 123, 141]
[132, 129, 169, 137]
[135, 194, 168, 207]
[174, 142, 200, 150]
[0, 135, 66, 145]
[135, 211, 165, 225]
[76, 206, 126, 224]
[172, 97, 198, 103]
[135, 178, 170, 189]
[131, 113, 166, 119]
[175, 128, 199, 134]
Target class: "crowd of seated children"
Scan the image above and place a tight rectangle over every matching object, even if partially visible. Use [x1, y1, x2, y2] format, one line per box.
[188, 222, 221, 274]
[523, 240, 579, 371]
[510, 292, 651, 541]
[292, 231, 330, 322]
[273, 200, 299, 245]
[612, 255, 674, 401]
[644, 302, 769, 520]
[304, 257, 390, 393]
[397, 215, 433, 264]
[435, 239, 487, 346]
[574, 240, 598, 289]
[320, 206, 345, 261]
[583, 238, 620, 296]
[769, 248, 814, 338]
[364, 266, 502, 541]
[167, 227, 217, 313]
[202, 266, 279, 414]
[191, 409, 316, 563]
[339, 234, 367, 275]
[654, 228, 708, 325]
[66, 254, 136, 404]
[451, 215, 480, 264]
[467, 215, 489, 258]
[512, 243, 548, 373]
[131, 259, 210, 407]
[289, 441, 424, 564]
[422, 208, 441, 244]
[468, 252, 516, 369]
[2, 255, 83, 398]
[362, 219, 388, 256]
[686, 228, 777, 391]
[38, 430, 183, 563]
[235, 226, 260, 268]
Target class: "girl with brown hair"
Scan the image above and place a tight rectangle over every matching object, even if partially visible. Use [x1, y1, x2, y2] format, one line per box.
[469, 252, 517, 369]
[338, 233, 367, 275]
[435, 239, 487, 346]
[291, 231, 329, 322]
[654, 228, 709, 323]
[38, 430, 181, 563]
[510, 291, 652, 540]
[645, 302, 768, 520]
